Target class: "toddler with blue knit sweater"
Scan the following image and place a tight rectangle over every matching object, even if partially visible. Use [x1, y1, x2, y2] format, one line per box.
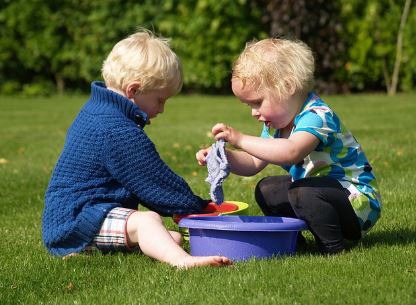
[42, 29, 232, 268]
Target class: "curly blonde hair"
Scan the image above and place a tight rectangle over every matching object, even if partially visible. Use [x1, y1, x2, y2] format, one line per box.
[102, 29, 182, 93]
[232, 38, 314, 100]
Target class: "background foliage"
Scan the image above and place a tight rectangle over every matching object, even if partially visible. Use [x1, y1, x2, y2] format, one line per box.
[0, 0, 415, 95]
[257, 0, 348, 93]
[341, 0, 416, 92]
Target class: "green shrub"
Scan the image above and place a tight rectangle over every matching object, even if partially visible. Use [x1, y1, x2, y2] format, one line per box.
[0, 81, 21, 95]
[22, 81, 55, 97]
[0, 0, 414, 94]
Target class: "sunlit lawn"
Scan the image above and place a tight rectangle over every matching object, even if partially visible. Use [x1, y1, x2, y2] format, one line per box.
[0, 93, 415, 304]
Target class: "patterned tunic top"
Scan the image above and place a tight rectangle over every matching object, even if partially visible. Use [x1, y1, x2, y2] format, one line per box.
[261, 92, 381, 232]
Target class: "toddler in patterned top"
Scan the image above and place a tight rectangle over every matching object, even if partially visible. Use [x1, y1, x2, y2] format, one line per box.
[42, 29, 232, 268]
[196, 38, 381, 254]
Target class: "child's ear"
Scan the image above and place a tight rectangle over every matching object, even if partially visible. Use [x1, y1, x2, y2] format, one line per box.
[125, 82, 141, 99]
[285, 78, 296, 96]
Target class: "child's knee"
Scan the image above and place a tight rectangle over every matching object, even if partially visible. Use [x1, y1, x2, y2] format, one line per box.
[255, 176, 290, 202]
[127, 211, 162, 231]
[255, 177, 272, 203]
[288, 186, 310, 203]
[127, 211, 164, 244]
[138, 210, 163, 224]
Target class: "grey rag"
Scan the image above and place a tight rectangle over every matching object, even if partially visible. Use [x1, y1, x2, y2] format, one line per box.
[205, 139, 230, 204]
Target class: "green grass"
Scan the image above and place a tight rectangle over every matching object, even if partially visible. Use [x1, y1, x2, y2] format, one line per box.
[1, 93, 415, 305]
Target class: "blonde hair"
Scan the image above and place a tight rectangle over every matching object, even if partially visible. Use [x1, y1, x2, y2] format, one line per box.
[232, 38, 314, 100]
[102, 29, 183, 93]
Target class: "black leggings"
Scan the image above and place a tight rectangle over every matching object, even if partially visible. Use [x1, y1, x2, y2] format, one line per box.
[255, 175, 361, 254]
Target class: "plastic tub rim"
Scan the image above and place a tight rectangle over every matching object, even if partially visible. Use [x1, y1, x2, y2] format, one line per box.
[179, 215, 307, 232]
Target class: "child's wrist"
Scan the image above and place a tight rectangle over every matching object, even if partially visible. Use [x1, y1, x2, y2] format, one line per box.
[234, 133, 244, 149]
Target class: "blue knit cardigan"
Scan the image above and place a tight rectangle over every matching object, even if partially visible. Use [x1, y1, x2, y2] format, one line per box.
[42, 82, 206, 256]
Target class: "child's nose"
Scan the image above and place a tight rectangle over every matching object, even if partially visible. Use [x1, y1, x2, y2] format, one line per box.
[251, 108, 259, 117]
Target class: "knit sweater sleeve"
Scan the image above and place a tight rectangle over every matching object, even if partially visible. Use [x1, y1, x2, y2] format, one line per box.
[103, 125, 207, 216]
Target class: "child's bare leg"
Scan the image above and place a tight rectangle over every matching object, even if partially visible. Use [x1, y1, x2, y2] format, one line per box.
[168, 230, 182, 245]
[126, 211, 232, 268]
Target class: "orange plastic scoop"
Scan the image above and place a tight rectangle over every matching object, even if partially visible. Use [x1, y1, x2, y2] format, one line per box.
[173, 202, 238, 223]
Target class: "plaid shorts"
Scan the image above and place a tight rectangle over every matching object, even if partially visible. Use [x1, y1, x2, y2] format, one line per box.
[85, 207, 139, 253]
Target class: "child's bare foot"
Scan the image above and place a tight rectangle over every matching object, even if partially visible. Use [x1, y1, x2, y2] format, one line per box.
[62, 253, 79, 260]
[174, 255, 233, 269]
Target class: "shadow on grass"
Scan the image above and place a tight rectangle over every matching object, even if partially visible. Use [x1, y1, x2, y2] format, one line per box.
[359, 227, 416, 248]
[294, 227, 416, 257]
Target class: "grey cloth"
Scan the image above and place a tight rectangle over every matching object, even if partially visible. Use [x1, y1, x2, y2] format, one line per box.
[205, 139, 230, 204]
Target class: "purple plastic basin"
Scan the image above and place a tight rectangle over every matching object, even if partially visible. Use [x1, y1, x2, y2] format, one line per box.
[179, 216, 307, 261]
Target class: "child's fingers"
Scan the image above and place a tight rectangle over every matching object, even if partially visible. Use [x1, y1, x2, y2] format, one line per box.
[195, 149, 209, 166]
[211, 123, 227, 135]
[214, 130, 229, 142]
[214, 133, 224, 141]
[196, 154, 206, 166]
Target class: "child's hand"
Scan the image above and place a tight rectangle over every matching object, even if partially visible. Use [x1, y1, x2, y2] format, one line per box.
[196, 147, 211, 166]
[212, 123, 242, 148]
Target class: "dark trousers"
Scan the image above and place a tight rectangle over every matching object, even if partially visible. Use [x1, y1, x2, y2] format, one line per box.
[255, 175, 362, 254]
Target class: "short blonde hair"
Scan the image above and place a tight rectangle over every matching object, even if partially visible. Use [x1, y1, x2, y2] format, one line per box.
[232, 38, 314, 100]
[102, 29, 183, 93]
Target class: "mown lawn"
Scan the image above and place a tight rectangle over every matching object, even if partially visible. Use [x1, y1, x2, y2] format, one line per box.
[0, 93, 415, 304]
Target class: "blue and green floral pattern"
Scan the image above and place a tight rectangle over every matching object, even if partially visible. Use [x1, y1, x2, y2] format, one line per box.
[261, 93, 381, 233]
